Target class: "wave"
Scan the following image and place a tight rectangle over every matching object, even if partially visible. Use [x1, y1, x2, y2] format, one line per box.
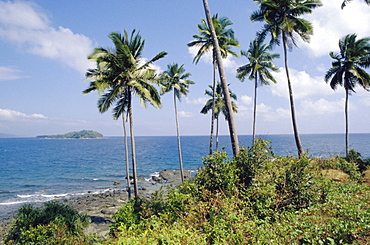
[0, 188, 118, 206]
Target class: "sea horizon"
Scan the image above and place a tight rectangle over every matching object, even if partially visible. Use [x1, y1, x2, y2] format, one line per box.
[2, 132, 370, 138]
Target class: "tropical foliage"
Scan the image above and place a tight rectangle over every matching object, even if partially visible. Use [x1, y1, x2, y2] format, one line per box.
[236, 38, 279, 143]
[341, 0, 370, 9]
[4, 202, 91, 244]
[84, 30, 167, 197]
[325, 33, 370, 157]
[36, 130, 103, 139]
[106, 139, 370, 244]
[251, 0, 322, 157]
[201, 82, 238, 151]
[159, 63, 194, 183]
[188, 13, 239, 155]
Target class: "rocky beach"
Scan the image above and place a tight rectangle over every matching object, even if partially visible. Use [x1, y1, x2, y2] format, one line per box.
[0, 169, 193, 242]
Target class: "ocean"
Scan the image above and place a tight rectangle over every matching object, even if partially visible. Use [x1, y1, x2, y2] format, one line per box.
[0, 134, 369, 218]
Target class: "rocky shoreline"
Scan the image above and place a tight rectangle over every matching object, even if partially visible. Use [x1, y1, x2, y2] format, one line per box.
[0, 169, 193, 242]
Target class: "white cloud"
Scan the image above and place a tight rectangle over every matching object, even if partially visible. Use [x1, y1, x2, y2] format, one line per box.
[0, 1, 49, 29]
[299, 98, 343, 115]
[0, 108, 48, 121]
[270, 67, 334, 99]
[357, 89, 370, 107]
[0, 1, 94, 73]
[178, 111, 193, 118]
[240, 95, 253, 105]
[302, 0, 370, 57]
[0, 66, 25, 81]
[186, 97, 208, 105]
[257, 103, 271, 114]
[188, 45, 239, 74]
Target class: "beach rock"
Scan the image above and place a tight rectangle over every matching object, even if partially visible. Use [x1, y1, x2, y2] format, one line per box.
[113, 181, 120, 186]
[158, 169, 192, 186]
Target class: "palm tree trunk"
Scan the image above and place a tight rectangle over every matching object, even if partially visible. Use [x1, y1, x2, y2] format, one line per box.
[345, 88, 349, 157]
[209, 56, 217, 155]
[216, 116, 219, 151]
[122, 113, 131, 199]
[202, 0, 240, 156]
[174, 93, 184, 183]
[282, 32, 304, 157]
[128, 91, 139, 197]
[252, 76, 258, 144]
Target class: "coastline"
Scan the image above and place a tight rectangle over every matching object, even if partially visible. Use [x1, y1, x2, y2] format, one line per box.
[0, 169, 192, 242]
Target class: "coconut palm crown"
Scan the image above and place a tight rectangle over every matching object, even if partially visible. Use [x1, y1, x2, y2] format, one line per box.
[325, 33, 370, 156]
[159, 63, 194, 183]
[251, 0, 322, 157]
[188, 14, 239, 155]
[236, 38, 280, 143]
[84, 30, 167, 197]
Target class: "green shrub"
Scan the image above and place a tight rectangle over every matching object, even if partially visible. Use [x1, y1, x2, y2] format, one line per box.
[4, 202, 91, 244]
[345, 149, 370, 172]
[107, 139, 370, 244]
[195, 151, 239, 195]
[320, 154, 362, 180]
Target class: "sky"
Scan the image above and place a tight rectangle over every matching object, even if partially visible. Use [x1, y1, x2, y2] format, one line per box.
[0, 0, 370, 138]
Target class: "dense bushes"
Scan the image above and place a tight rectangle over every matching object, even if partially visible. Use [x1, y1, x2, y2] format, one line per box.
[108, 139, 370, 244]
[4, 202, 91, 245]
[5, 139, 369, 244]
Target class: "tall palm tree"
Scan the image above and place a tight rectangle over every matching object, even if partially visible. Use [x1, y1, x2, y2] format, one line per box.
[325, 33, 370, 157]
[236, 38, 280, 143]
[159, 63, 194, 183]
[251, 0, 322, 157]
[201, 82, 238, 151]
[84, 30, 167, 197]
[84, 68, 133, 197]
[188, 13, 239, 155]
[342, 0, 370, 9]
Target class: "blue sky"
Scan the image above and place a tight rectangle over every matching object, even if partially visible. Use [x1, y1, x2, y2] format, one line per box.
[0, 0, 369, 138]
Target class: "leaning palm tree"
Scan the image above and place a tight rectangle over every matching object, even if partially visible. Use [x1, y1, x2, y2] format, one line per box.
[251, 0, 322, 157]
[188, 13, 239, 155]
[84, 30, 167, 197]
[325, 33, 370, 157]
[159, 63, 194, 183]
[201, 82, 238, 151]
[236, 38, 280, 143]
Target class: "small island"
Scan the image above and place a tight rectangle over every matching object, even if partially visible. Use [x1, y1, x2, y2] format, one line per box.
[37, 130, 103, 139]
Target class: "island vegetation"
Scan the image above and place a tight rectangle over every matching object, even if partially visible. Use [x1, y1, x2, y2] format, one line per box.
[36, 130, 103, 139]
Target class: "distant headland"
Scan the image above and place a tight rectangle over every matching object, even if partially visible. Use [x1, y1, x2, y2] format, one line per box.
[36, 130, 103, 139]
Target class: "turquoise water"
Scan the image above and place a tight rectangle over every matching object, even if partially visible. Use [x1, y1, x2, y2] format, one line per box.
[0, 134, 369, 218]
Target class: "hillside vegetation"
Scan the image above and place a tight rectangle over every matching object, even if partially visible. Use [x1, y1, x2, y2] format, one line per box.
[37, 130, 103, 139]
[107, 139, 370, 244]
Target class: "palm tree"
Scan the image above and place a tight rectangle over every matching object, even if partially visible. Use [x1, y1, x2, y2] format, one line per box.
[159, 63, 194, 183]
[325, 33, 370, 157]
[84, 30, 167, 197]
[251, 0, 322, 157]
[188, 13, 239, 155]
[201, 82, 238, 151]
[342, 0, 370, 9]
[236, 38, 280, 143]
